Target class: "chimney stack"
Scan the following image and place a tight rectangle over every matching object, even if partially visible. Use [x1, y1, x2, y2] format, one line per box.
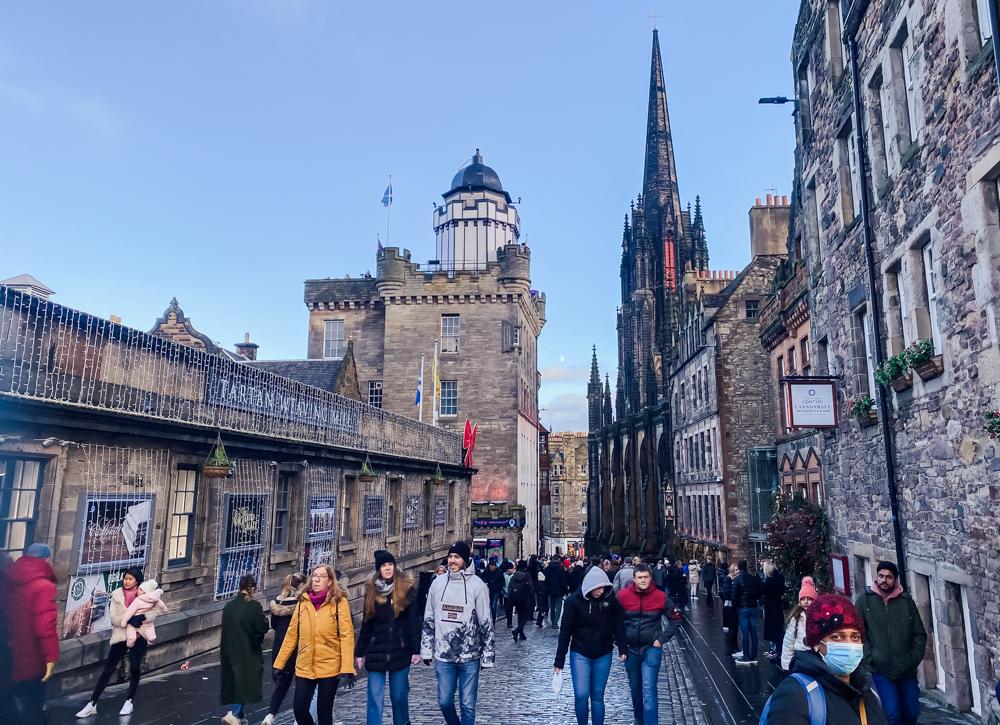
[748, 194, 790, 258]
[235, 332, 259, 361]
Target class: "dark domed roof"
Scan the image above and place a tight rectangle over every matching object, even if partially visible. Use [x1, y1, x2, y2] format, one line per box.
[448, 149, 508, 199]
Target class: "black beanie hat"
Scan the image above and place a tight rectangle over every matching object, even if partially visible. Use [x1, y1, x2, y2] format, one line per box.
[876, 560, 899, 578]
[374, 549, 396, 571]
[448, 540, 472, 567]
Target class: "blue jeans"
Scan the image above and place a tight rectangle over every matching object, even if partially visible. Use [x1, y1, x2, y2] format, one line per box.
[434, 659, 480, 725]
[367, 666, 410, 725]
[871, 673, 920, 725]
[569, 651, 612, 725]
[624, 646, 663, 725]
[738, 607, 758, 660]
[490, 592, 501, 621]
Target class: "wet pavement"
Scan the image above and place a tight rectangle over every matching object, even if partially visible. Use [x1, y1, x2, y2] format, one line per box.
[46, 591, 980, 724]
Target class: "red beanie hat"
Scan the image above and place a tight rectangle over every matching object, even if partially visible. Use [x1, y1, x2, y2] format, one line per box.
[798, 576, 818, 601]
[804, 593, 864, 647]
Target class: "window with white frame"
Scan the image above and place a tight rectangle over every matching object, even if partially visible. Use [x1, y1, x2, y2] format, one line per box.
[0, 457, 45, 558]
[851, 307, 877, 396]
[899, 25, 921, 143]
[368, 380, 383, 408]
[272, 473, 291, 552]
[439, 380, 458, 416]
[920, 243, 942, 353]
[788, 347, 797, 374]
[878, 69, 896, 173]
[973, 0, 993, 47]
[837, 122, 859, 226]
[441, 315, 460, 353]
[323, 320, 345, 359]
[847, 124, 863, 219]
[826, 1, 847, 75]
[168, 466, 198, 565]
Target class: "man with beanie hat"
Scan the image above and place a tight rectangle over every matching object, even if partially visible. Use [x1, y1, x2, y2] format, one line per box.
[856, 561, 926, 725]
[8, 542, 59, 724]
[421, 540, 494, 725]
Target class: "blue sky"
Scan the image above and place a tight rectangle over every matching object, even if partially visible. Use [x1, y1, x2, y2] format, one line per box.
[0, 1, 798, 432]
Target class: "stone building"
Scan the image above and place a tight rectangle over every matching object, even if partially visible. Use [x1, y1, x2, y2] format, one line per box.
[302, 152, 546, 558]
[545, 431, 588, 557]
[586, 29, 708, 559]
[787, 0, 999, 715]
[671, 198, 788, 564]
[0, 284, 470, 694]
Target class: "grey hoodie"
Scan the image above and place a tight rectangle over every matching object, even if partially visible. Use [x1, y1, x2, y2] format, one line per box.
[421, 563, 496, 667]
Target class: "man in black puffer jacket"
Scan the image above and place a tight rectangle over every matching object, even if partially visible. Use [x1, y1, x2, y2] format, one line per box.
[543, 557, 569, 629]
[731, 559, 762, 664]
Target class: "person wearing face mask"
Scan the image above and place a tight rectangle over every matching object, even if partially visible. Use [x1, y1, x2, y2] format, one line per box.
[761, 593, 888, 724]
[855, 561, 927, 725]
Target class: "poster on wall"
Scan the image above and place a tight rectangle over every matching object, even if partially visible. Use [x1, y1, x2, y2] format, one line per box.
[216, 493, 268, 598]
[217, 549, 263, 599]
[78, 495, 155, 574]
[364, 495, 385, 535]
[62, 569, 127, 640]
[486, 538, 504, 562]
[309, 496, 337, 539]
[305, 538, 335, 573]
[433, 496, 447, 527]
[402, 495, 421, 530]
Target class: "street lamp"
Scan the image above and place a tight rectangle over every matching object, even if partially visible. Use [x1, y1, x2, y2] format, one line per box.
[757, 96, 795, 105]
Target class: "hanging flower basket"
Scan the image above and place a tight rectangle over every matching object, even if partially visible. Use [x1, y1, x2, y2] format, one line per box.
[848, 394, 877, 427]
[358, 455, 375, 484]
[905, 339, 943, 381]
[432, 463, 445, 484]
[986, 410, 1000, 440]
[201, 433, 234, 478]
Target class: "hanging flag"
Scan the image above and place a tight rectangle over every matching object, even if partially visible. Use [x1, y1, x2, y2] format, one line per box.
[463, 420, 478, 467]
[415, 361, 423, 405]
[381, 183, 393, 207]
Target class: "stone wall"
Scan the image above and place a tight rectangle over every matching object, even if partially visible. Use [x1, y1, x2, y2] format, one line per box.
[791, 0, 1000, 713]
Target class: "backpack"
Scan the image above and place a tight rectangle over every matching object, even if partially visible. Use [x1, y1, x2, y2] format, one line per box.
[508, 574, 530, 607]
[759, 673, 826, 725]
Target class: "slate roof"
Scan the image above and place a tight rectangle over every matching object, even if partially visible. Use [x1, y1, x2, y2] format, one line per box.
[304, 277, 378, 305]
[247, 359, 345, 392]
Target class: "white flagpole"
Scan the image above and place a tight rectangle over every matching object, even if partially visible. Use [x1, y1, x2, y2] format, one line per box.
[431, 340, 439, 426]
[418, 353, 425, 422]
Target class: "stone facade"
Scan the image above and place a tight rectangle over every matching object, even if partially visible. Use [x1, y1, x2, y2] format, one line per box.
[303, 153, 546, 556]
[0, 284, 470, 695]
[789, 0, 1000, 715]
[545, 432, 588, 557]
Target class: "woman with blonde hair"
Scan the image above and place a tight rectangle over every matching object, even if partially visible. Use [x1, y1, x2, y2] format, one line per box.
[262, 572, 308, 725]
[274, 564, 356, 725]
[719, 563, 740, 655]
[355, 550, 421, 725]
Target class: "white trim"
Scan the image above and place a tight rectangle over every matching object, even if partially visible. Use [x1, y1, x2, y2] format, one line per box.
[959, 585, 982, 714]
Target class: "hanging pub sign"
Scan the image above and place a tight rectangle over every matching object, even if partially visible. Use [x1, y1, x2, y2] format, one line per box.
[205, 368, 359, 435]
[77, 494, 155, 574]
[783, 377, 839, 429]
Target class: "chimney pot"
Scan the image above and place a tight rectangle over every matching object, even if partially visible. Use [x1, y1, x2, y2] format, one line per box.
[766, 193, 773, 206]
[782, 195, 789, 205]
[755, 197, 762, 207]
[243, 332, 251, 343]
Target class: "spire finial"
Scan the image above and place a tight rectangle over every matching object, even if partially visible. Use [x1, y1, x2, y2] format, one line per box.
[649, 9, 659, 30]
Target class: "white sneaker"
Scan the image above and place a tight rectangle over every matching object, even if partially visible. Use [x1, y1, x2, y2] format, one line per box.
[75, 702, 98, 718]
[221, 712, 241, 725]
[119, 699, 134, 716]
[262, 715, 275, 725]
[731, 651, 743, 658]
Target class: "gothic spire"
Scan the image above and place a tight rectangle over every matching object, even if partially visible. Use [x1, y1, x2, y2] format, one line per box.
[590, 345, 600, 384]
[642, 29, 684, 240]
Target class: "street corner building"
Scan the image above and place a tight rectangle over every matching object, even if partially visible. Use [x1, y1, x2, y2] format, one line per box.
[0, 281, 473, 696]
[585, 29, 790, 564]
[543, 431, 589, 558]
[301, 151, 546, 560]
[777, 0, 999, 717]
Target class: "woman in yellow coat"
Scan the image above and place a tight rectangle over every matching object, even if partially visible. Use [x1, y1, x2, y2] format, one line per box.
[273, 564, 356, 725]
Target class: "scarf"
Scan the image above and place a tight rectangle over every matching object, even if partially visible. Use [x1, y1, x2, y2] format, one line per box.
[308, 590, 328, 610]
[375, 578, 394, 597]
[123, 586, 139, 608]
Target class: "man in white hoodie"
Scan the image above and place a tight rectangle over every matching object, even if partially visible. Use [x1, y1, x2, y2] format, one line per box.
[421, 540, 495, 725]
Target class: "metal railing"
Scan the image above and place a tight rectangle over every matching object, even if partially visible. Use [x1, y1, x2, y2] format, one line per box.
[0, 286, 463, 464]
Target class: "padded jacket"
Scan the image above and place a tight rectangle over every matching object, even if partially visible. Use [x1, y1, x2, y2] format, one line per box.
[274, 593, 356, 679]
[616, 581, 678, 655]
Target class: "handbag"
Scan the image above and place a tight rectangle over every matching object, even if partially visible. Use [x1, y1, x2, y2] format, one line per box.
[551, 669, 564, 694]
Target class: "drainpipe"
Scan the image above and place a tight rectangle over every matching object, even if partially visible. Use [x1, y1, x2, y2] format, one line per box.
[843, 5, 908, 587]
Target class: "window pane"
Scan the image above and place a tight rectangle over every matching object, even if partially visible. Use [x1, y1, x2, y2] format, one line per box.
[324, 320, 345, 359]
[440, 380, 458, 416]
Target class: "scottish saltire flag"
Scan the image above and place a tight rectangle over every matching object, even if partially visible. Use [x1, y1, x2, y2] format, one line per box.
[415, 365, 423, 405]
[381, 183, 392, 207]
[377, 234, 383, 253]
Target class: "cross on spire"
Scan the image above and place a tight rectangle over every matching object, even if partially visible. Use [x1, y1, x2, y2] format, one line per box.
[648, 9, 659, 30]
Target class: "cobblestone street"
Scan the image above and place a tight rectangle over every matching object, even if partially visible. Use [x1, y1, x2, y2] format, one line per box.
[49, 618, 710, 725]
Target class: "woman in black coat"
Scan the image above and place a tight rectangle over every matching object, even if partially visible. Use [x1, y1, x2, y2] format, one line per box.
[220, 574, 269, 725]
[719, 563, 740, 654]
[355, 550, 421, 725]
[761, 561, 787, 660]
[262, 573, 306, 725]
[507, 560, 535, 641]
[762, 594, 887, 725]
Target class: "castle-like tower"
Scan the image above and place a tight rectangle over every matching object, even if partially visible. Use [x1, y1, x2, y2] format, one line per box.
[615, 29, 708, 416]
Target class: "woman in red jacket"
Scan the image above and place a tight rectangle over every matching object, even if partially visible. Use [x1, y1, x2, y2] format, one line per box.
[7, 543, 60, 725]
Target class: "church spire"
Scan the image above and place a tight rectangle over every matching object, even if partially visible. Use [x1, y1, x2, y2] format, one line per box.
[590, 345, 600, 385]
[642, 29, 684, 241]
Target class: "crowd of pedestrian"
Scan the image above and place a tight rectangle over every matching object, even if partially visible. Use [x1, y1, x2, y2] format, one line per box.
[4, 538, 998, 725]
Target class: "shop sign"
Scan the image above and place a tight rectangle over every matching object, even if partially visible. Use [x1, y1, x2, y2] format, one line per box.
[472, 517, 521, 529]
[62, 569, 127, 640]
[403, 495, 421, 530]
[785, 379, 838, 429]
[78, 495, 155, 574]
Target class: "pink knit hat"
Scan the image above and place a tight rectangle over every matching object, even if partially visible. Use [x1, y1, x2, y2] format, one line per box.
[798, 576, 818, 602]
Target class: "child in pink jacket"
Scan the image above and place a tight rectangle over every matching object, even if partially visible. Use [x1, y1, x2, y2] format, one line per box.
[121, 579, 168, 647]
